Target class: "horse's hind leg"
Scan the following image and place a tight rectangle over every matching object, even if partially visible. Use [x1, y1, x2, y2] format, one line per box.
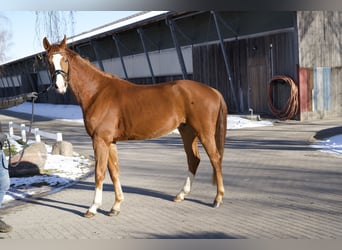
[200, 135, 225, 208]
[107, 143, 124, 216]
[175, 124, 200, 202]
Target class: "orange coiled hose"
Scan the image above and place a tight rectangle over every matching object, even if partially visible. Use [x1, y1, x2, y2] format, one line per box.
[268, 75, 299, 120]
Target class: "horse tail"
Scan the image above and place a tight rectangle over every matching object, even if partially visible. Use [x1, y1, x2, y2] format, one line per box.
[216, 95, 227, 157]
[212, 94, 228, 185]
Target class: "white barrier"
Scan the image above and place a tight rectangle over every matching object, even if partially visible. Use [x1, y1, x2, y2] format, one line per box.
[8, 121, 63, 142]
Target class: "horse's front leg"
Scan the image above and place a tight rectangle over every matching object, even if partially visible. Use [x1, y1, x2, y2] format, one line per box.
[84, 137, 109, 218]
[107, 143, 124, 216]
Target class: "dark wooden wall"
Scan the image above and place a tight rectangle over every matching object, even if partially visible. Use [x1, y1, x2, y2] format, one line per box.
[193, 30, 297, 115]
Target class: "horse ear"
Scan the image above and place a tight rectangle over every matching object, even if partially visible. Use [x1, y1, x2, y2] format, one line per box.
[60, 35, 67, 49]
[43, 37, 50, 51]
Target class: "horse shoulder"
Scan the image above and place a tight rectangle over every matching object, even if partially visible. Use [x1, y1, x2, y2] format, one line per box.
[83, 87, 122, 131]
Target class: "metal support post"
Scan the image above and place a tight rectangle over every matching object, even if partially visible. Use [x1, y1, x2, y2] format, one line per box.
[166, 17, 188, 80]
[211, 11, 239, 112]
[112, 34, 129, 80]
[0, 75, 6, 88]
[91, 40, 105, 71]
[137, 28, 156, 84]
[7, 66, 16, 88]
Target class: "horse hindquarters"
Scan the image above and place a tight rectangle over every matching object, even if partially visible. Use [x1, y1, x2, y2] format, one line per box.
[211, 96, 227, 207]
[195, 94, 226, 207]
[175, 87, 227, 207]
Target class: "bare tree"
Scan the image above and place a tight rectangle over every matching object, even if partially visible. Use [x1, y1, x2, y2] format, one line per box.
[35, 11, 75, 44]
[0, 15, 12, 63]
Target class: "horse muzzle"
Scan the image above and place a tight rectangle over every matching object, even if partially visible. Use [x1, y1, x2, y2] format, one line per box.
[53, 70, 68, 93]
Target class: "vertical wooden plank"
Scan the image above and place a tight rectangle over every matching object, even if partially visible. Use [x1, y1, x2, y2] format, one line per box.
[313, 67, 332, 113]
[322, 67, 331, 111]
[307, 68, 313, 111]
[313, 67, 322, 112]
[331, 67, 342, 115]
[298, 67, 309, 113]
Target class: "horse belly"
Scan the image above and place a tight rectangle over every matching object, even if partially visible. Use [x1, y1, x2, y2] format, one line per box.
[124, 110, 183, 140]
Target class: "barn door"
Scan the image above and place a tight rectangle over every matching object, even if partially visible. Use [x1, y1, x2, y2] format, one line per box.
[247, 37, 271, 115]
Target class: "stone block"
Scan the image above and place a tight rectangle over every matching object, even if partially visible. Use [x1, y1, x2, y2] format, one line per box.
[9, 142, 47, 177]
[51, 141, 73, 157]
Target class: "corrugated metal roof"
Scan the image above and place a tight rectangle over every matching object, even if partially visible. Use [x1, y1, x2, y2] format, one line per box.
[67, 11, 170, 44]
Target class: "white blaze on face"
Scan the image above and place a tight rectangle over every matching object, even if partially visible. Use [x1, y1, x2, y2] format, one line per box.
[52, 53, 67, 93]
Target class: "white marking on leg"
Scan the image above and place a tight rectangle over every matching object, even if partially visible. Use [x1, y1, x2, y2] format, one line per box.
[176, 172, 195, 201]
[88, 188, 102, 214]
[113, 180, 124, 212]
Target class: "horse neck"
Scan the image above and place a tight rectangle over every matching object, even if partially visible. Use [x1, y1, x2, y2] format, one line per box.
[68, 54, 109, 109]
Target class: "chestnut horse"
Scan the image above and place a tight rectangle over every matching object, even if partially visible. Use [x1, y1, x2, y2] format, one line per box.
[43, 36, 227, 218]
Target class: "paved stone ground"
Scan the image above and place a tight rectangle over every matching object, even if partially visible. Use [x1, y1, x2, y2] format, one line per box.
[0, 111, 341, 239]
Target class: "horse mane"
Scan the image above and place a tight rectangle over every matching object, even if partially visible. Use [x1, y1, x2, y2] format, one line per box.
[49, 44, 121, 81]
[66, 47, 121, 81]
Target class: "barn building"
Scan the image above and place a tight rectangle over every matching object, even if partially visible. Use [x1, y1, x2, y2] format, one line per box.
[0, 11, 341, 121]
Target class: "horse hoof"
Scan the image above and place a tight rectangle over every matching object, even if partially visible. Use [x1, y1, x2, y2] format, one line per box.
[174, 196, 184, 203]
[84, 210, 96, 218]
[108, 209, 120, 216]
[213, 200, 222, 208]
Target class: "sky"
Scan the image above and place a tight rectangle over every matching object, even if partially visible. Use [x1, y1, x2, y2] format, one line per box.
[0, 11, 140, 62]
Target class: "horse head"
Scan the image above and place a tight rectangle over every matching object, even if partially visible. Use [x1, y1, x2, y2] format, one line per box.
[43, 35, 69, 94]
